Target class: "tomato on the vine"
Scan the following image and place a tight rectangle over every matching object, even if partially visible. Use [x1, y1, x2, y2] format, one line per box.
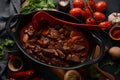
[95, 1, 107, 12]
[86, 17, 96, 24]
[73, 0, 84, 9]
[99, 21, 112, 30]
[94, 11, 106, 22]
[69, 8, 82, 17]
[86, 0, 96, 9]
[81, 8, 92, 19]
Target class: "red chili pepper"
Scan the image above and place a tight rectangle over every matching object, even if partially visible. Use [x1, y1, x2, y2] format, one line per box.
[9, 70, 34, 78]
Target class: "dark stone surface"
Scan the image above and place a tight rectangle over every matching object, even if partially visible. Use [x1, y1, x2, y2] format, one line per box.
[0, 0, 120, 80]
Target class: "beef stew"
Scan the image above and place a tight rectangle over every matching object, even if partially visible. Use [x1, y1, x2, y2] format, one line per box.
[20, 23, 90, 67]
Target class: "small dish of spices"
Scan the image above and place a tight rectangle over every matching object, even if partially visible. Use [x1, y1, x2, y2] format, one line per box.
[109, 23, 120, 40]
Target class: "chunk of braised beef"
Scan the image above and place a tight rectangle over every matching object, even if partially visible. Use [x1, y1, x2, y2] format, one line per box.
[70, 31, 82, 37]
[37, 53, 51, 62]
[27, 43, 36, 49]
[48, 41, 56, 49]
[56, 49, 65, 58]
[48, 28, 60, 39]
[24, 24, 35, 36]
[72, 44, 85, 52]
[34, 45, 42, 52]
[66, 54, 81, 62]
[26, 49, 33, 54]
[58, 28, 65, 33]
[54, 43, 63, 50]
[51, 58, 69, 67]
[42, 49, 58, 57]
[63, 45, 70, 51]
[63, 42, 71, 51]
[22, 34, 29, 43]
[69, 36, 82, 43]
[64, 30, 70, 37]
[41, 37, 50, 45]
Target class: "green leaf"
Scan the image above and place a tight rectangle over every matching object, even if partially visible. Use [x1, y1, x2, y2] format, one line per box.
[0, 39, 14, 59]
[89, 65, 101, 79]
[102, 60, 115, 67]
[115, 69, 120, 75]
[3, 39, 15, 46]
[0, 43, 4, 50]
[115, 64, 120, 75]
[20, 0, 56, 13]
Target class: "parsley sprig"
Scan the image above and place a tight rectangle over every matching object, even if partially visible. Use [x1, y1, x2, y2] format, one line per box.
[20, 0, 56, 14]
[0, 39, 15, 59]
[103, 60, 120, 75]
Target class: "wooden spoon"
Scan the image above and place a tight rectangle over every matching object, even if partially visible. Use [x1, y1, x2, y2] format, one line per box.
[93, 45, 115, 80]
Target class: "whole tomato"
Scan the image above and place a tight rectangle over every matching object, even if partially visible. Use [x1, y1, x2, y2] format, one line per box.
[73, 0, 84, 8]
[99, 21, 112, 30]
[86, 0, 96, 9]
[69, 8, 82, 17]
[95, 1, 107, 12]
[94, 11, 106, 22]
[86, 17, 96, 24]
[81, 8, 92, 19]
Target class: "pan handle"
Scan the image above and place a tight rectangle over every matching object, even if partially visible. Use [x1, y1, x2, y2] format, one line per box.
[89, 32, 105, 63]
[5, 14, 22, 39]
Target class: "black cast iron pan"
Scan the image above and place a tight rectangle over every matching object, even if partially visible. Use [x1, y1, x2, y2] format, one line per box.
[5, 10, 105, 69]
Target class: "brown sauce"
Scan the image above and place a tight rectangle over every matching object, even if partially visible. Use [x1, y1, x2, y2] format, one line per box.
[20, 23, 90, 67]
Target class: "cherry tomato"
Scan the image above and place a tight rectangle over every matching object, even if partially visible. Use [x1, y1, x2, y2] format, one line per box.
[94, 11, 106, 22]
[99, 21, 112, 30]
[81, 8, 92, 19]
[86, 0, 96, 9]
[86, 17, 96, 24]
[73, 0, 84, 8]
[69, 8, 82, 17]
[95, 1, 107, 12]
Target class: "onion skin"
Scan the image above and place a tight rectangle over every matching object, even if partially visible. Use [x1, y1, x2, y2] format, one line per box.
[108, 46, 120, 59]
